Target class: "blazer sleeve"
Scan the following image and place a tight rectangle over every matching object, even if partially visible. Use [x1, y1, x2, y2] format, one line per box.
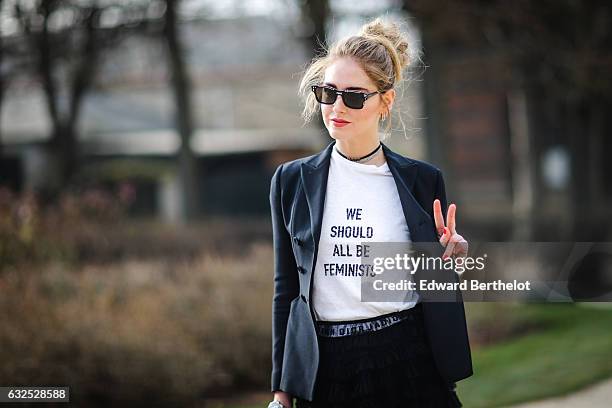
[269, 164, 300, 393]
[434, 169, 449, 224]
[435, 167, 465, 303]
[434, 169, 468, 386]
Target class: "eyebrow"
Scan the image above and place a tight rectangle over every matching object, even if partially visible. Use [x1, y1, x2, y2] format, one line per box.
[323, 82, 370, 92]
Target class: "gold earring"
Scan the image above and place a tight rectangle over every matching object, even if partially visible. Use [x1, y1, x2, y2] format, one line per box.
[380, 111, 388, 121]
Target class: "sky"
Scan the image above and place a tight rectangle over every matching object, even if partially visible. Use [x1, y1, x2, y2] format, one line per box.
[0, 0, 400, 37]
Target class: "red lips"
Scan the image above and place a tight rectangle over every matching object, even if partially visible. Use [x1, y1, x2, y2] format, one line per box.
[331, 118, 350, 123]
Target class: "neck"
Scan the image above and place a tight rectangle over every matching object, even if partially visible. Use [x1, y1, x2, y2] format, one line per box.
[335, 137, 386, 166]
[335, 137, 381, 159]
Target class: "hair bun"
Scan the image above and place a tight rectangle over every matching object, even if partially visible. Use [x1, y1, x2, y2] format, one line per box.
[359, 18, 411, 77]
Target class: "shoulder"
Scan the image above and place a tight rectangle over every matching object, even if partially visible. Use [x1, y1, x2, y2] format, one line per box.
[385, 147, 443, 179]
[412, 157, 443, 177]
[412, 157, 445, 193]
[277, 151, 321, 174]
[270, 152, 320, 188]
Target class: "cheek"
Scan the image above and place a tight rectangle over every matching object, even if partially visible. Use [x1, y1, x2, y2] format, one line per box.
[321, 106, 332, 121]
[356, 107, 378, 124]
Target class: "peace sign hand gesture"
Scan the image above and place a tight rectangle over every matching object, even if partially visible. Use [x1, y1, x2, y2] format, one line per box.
[433, 199, 469, 260]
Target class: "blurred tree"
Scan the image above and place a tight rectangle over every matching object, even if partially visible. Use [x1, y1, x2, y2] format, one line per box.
[1, 0, 38, 184]
[0, 0, 5, 156]
[298, 0, 330, 58]
[403, 0, 612, 100]
[10, 0, 150, 193]
[296, 0, 330, 140]
[403, 0, 612, 239]
[5, 0, 200, 220]
[162, 0, 198, 221]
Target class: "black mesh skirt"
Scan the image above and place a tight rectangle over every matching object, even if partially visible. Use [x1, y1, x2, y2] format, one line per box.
[295, 303, 463, 408]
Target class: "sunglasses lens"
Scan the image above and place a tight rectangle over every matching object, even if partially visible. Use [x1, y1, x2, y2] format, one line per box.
[342, 92, 364, 109]
[320, 87, 337, 104]
[312, 86, 323, 103]
[313, 86, 368, 109]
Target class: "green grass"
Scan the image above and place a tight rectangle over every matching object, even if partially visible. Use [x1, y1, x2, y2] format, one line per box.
[459, 303, 612, 407]
[214, 303, 612, 408]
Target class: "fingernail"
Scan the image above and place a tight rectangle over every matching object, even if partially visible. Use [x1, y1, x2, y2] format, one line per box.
[444, 227, 448, 235]
[443, 255, 448, 260]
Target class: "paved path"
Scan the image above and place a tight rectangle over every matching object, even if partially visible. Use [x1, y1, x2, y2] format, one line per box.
[510, 378, 612, 408]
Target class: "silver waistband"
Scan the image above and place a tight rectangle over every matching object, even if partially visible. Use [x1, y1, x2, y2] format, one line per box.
[315, 304, 422, 338]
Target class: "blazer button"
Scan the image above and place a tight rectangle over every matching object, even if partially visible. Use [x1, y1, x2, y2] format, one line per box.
[301, 294, 307, 303]
[293, 236, 302, 246]
[297, 266, 306, 274]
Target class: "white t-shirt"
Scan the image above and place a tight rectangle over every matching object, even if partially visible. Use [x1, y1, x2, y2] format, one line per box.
[312, 146, 419, 322]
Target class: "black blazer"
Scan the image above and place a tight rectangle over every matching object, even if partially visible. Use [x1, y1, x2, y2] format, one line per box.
[270, 141, 473, 401]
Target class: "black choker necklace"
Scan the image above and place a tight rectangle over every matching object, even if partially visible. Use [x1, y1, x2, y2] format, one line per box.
[335, 143, 382, 163]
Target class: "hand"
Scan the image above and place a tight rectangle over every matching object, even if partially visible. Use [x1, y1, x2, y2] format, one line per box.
[273, 391, 292, 408]
[433, 199, 469, 259]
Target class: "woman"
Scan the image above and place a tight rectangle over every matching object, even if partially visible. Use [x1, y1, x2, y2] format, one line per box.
[268, 17, 472, 408]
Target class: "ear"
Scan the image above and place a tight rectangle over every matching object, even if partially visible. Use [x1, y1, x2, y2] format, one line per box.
[381, 88, 396, 113]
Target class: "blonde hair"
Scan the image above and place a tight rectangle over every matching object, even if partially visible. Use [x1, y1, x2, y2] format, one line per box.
[298, 17, 413, 136]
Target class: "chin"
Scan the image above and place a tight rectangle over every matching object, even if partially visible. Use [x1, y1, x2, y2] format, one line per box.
[326, 127, 351, 141]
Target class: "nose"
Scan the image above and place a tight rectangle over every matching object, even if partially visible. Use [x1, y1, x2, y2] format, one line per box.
[332, 92, 346, 113]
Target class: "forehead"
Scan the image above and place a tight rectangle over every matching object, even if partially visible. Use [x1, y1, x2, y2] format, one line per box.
[323, 57, 376, 90]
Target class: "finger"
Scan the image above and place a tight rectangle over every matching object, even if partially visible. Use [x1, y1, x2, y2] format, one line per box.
[439, 227, 450, 246]
[454, 241, 468, 258]
[452, 235, 468, 258]
[433, 199, 445, 235]
[446, 203, 457, 235]
[443, 238, 456, 260]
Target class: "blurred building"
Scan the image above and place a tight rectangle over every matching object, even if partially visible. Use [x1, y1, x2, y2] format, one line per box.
[1, 15, 325, 220]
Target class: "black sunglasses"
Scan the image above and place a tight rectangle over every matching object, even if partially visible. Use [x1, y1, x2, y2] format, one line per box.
[311, 85, 381, 109]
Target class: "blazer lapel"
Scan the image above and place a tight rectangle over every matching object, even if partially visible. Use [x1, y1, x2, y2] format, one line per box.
[300, 142, 334, 250]
[300, 141, 434, 251]
[382, 143, 433, 242]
